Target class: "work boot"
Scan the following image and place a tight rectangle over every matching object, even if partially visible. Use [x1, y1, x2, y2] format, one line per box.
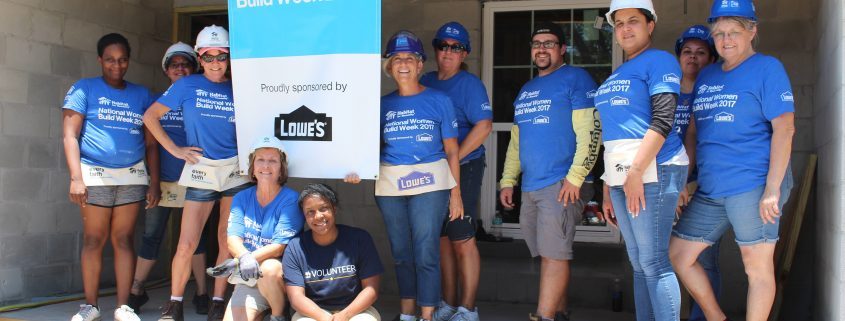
[158, 300, 184, 321]
[554, 311, 571, 321]
[193, 294, 209, 315]
[207, 300, 226, 321]
[127, 291, 149, 313]
[71, 304, 101, 321]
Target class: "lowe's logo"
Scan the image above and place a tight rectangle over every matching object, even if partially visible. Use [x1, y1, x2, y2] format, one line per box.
[398, 171, 435, 191]
[662, 73, 680, 84]
[533, 115, 549, 124]
[416, 133, 433, 142]
[781, 91, 794, 102]
[714, 112, 734, 122]
[275, 105, 332, 141]
[610, 96, 629, 106]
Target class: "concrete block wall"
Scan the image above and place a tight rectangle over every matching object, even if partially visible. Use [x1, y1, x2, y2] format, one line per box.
[0, 0, 174, 304]
[814, 0, 845, 320]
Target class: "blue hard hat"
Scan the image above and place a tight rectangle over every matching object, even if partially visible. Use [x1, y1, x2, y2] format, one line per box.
[384, 30, 426, 62]
[432, 21, 471, 53]
[675, 25, 716, 57]
[708, 0, 757, 23]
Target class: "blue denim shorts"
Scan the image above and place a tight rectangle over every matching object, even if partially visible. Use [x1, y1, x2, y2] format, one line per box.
[673, 171, 793, 246]
[441, 157, 485, 241]
[185, 183, 253, 202]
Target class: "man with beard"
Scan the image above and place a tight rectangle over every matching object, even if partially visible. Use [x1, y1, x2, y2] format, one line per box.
[498, 22, 601, 321]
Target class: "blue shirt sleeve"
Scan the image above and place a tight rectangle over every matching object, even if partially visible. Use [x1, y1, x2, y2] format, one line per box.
[463, 78, 493, 124]
[282, 239, 305, 287]
[157, 78, 186, 112]
[227, 192, 247, 238]
[355, 230, 384, 280]
[571, 69, 598, 110]
[440, 95, 459, 139]
[647, 51, 682, 96]
[272, 190, 304, 245]
[761, 58, 795, 120]
[63, 79, 88, 114]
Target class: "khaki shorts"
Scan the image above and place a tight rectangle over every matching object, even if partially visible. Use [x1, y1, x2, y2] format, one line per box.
[519, 181, 584, 260]
[292, 306, 381, 321]
[226, 284, 269, 312]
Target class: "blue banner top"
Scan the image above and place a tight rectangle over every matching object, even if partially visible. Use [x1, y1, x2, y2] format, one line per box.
[228, 0, 381, 59]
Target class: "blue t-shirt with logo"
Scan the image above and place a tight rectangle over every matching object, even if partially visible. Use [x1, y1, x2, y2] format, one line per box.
[282, 225, 384, 310]
[227, 186, 304, 252]
[513, 65, 597, 192]
[675, 92, 694, 139]
[380, 88, 459, 165]
[692, 54, 794, 198]
[151, 93, 188, 182]
[157, 74, 238, 160]
[594, 49, 684, 163]
[62, 77, 152, 168]
[420, 70, 493, 163]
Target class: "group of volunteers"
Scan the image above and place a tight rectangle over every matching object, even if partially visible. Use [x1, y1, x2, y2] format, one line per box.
[60, 0, 794, 320]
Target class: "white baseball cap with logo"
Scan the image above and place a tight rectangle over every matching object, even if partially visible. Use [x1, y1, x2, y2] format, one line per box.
[251, 136, 287, 158]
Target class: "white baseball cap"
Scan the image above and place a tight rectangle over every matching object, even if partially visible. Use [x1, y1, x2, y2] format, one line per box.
[250, 136, 286, 157]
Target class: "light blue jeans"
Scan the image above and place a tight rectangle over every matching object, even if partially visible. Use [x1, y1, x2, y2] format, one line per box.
[610, 164, 687, 321]
[375, 189, 450, 307]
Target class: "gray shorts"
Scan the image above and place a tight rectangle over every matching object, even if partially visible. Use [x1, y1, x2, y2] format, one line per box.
[87, 185, 147, 208]
[227, 284, 269, 312]
[520, 181, 583, 260]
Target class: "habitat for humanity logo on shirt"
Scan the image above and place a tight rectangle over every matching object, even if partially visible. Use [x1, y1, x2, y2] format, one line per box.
[514, 90, 551, 120]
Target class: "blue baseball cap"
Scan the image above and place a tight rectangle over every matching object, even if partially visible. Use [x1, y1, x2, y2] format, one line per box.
[432, 21, 471, 53]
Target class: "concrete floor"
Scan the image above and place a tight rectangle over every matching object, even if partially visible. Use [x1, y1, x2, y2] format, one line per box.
[0, 282, 634, 321]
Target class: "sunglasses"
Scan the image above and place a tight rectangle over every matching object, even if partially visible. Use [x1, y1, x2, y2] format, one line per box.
[530, 41, 559, 49]
[436, 42, 466, 53]
[200, 53, 229, 63]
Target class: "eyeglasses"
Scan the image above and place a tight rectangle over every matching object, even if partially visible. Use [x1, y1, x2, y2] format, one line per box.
[711, 31, 744, 42]
[530, 41, 559, 49]
[200, 53, 229, 63]
[436, 42, 466, 53]
[168, 62, 192, 70]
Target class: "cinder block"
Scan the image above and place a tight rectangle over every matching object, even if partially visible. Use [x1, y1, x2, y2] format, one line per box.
[55, 203, 82, 233]
[27, 73, 64, 106]
[23, 264, 71, 296]
[62, 18, 103, 52]
[793, 118, 814, 152]
[795, 85, 814, 119]
[122, 4, 156, 35]
[84, 0, 124, 29]
[46, 233, 78, 264]
[50, 45, 83, 78]
[49, 107, 63, 139]
[0, 202, 29, 236]
[27, 139, 59, 169]
[0, 235, 46, 268]
[0, 34, 6, 65]
[0, 2, 33, 38]
[422, 1, 481, 31]
[6, 36, 52, 75]
[0, 268, 24, 301]
[138, 37, 169, 68]
[152, 7, 173, 40]
[26, 201, 56, 235]
[0, 137, 26, 168]
[49, 170, 70, 201]
[124, 61, 156, 89]
[1, 169, 48, 202]
[2, 103, 51, 138]
[335, 178, 365, 206]
[32, 9, 63, 45]
[363, 180, 376, 206]
[0, 68, 30, 104]
[41, 0, 87, 19]
[80, 51, 101, 79]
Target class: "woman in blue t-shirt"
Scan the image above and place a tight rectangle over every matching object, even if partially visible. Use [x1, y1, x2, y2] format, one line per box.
[419, 21, 491, 321]
[283, 184, 384, 321]
[671, 25, 720, 321]
[670, 1, 795, 320]
[143, 25, 252, 320]
[371, 30, 463, 321]
[594, 1, 687, 319]
[62, 33, 155, 321]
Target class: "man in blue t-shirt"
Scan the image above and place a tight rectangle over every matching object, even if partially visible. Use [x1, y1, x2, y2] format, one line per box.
[498, 23, 601, 321]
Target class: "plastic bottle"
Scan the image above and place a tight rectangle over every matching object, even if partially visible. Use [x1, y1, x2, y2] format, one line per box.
[492, 212, 504, 238]
[611, 278, 623, 312]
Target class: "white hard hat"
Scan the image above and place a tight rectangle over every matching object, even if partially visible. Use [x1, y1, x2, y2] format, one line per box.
[250, 136, 287, 158]
[161, 42, 197, 72]
[194, 25, 230, 51]
[606, 0, 657, 26]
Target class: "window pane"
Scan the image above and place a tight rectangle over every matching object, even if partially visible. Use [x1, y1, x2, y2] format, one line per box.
[492, 67, 531, 123]
[494, 11, 532, 66]
[569, 22, 613, 66]
[583, 66, 613, 87]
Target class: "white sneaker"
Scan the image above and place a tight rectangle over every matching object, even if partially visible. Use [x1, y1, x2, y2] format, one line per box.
[70, 304, 101, 321]
[114, 305, 140, 321]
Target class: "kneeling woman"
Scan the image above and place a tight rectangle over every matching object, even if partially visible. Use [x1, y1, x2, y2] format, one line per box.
[224, 137, 304, 321]
[283, 184, 384, 321]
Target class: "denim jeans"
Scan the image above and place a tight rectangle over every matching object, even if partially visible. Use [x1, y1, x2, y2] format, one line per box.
[376, 189, 450, 307]
[610, 164, 687, 321]
[138, 206, 207, 260]
[688, 239, 721, 321]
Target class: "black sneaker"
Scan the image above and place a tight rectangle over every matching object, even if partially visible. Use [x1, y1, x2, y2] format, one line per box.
[192, 294, 209, 315]
[207, 300, 226, 321]
[554, 311, 570, 321]
[158, 300, 184, 321]
[127, 291, 149, 313]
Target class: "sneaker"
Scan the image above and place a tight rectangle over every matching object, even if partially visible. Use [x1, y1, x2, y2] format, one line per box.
[158, 300, 184, 321]
[114, 305, 140, 321]
[449, 306, 479, 321]
[192, 294, 209, 315]
[432, 301, 457, 321]
[554, 311, 570, 321]
[528, 313, 554, 321]
[392, 315, 417, 321]
[71, 304, 101, 321]
[269, 315, 287, 321]
[207, 300, 226, 321]
[127, 291, 149, 313]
